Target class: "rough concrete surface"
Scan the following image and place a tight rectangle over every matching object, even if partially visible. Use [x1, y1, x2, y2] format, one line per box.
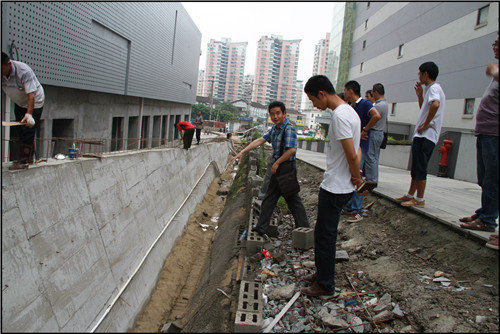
[1, 141, 231, 332]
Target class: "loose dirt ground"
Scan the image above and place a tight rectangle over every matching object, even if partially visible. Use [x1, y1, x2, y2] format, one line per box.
[131, 145, 498, 332]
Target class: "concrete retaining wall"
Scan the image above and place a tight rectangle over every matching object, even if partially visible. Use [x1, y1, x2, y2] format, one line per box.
[2, 141, 231, 332]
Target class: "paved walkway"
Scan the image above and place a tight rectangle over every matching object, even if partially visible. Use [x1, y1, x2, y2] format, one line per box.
[296, 148, 498, 243]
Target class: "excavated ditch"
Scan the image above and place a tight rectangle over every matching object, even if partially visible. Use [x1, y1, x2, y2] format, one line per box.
[131, 142, 499, 333]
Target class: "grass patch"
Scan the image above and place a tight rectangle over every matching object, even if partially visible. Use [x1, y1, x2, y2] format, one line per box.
[276, 196, 289, 214]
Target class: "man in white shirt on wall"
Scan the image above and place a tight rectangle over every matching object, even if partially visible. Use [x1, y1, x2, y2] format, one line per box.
[2, 52, 45, 170]
[395, 61, 445, 207]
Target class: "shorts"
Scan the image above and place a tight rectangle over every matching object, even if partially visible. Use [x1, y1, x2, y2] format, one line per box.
[410, 137, 435, 180]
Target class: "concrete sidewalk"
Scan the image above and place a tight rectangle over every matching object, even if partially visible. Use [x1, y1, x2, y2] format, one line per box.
[296, 148, 498, 243]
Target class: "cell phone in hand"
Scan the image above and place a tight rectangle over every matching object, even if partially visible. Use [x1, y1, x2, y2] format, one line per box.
[357, 181, 377, 193]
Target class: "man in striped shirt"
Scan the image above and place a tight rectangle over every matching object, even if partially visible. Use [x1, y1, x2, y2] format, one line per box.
[231, 101, 309, 237]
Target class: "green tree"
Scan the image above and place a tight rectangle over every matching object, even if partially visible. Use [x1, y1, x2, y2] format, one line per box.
[214, 101, 240, 122]
[191, 104, 211, 120]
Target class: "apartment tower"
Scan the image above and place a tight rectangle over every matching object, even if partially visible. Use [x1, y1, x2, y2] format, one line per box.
[253, 35, 301, 110]
[203, 38, 247, 102]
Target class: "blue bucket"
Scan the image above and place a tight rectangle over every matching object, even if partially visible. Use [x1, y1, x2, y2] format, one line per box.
[69, 148, 77, 159]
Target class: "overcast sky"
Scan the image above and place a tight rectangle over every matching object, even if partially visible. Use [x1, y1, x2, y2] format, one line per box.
[182, 2, 335, 83]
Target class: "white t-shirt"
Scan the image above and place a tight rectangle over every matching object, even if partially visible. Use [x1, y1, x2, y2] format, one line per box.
[413, 82, 445, 144]
[321, 103, 361, 194]
[1, 60, 45, 108]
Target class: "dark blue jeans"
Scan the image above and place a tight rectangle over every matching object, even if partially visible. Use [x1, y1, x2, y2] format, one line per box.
[315, 188, 353, 292]
[475, 134, 498, 228]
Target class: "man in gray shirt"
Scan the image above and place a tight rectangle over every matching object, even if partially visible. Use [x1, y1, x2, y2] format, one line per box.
[364, 83, 388, 183]
[193, 110, 204, 145]
[460, 34, 498, 243]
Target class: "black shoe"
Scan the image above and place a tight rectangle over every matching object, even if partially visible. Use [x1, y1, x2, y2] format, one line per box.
[252, 226, 270, 240]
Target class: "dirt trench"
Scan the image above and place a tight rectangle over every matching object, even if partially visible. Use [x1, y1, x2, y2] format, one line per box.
[131, 146, 498, 333]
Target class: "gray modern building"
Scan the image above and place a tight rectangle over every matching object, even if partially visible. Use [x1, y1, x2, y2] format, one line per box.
[2, 2, 201, 161]
[348, 1, 498, 138]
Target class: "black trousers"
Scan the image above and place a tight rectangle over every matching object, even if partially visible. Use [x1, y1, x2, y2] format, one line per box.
[195, 128, 202, 143]
[255, 160, 310, 233]
[14, 104, 43, 144]
[183, 128, 195, 149]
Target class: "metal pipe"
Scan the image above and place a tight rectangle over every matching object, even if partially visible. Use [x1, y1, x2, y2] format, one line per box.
[89, 159, 221, 332]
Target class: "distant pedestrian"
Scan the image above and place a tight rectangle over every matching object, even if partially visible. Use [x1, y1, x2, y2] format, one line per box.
[365, 89, 376, 104]
[2, 51, 44, 170]
[342, 80, 381, 222]
[364, 83, 388, 183]
[175, 120, 196, 149]
[301, 75, 363, 297]
[460, 34, 498, 244]
[193, 110, 204, 145]
[395, 61, 445, 207]
[230, 101, 309, 237]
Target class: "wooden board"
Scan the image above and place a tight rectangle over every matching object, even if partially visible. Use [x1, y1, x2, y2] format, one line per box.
[2, 121, 24, 126]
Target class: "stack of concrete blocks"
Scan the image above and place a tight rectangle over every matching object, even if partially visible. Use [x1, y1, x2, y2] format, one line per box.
[234, 280, 263, 332]
[250, 198, 279, 237]
[292, 227, 314, 249]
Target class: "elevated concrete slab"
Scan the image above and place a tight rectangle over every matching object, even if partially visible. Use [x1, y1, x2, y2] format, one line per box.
[296, 148, 497, 243]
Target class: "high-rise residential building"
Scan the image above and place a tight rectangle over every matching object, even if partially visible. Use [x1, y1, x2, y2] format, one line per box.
[349, 1, 498, 139]
[197, 69, 205, 96]
[203, 38, 247, 102]
[253, 35, 301, 110]
[304, 32, 332, 112]
[313, 33, 330, 76]
[243, 74, 254, 103]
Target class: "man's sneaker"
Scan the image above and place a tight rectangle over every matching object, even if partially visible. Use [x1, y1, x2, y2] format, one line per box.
[489, 234, 499, 241]
[251, 226, 270, 241]
[300, 281, 337, 298]
[346, 212, 363, 223]
[395, 195, 413, 202]
[401, 198, 425, 207]
[341, 209, 352, 215]
[486, 238, 499, 250]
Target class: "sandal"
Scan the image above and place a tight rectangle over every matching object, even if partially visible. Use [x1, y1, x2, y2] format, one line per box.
[459, 214, 478, 222]
[460, 219, 495, 232]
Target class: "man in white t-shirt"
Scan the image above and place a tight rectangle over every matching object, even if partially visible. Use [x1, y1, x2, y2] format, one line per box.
[2, 52, 45, 170]
[301, 75, 363, 297]
[395, 61, 445, 207]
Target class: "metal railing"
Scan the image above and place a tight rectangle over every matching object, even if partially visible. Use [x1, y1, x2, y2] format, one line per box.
[3, 136, 228, 162]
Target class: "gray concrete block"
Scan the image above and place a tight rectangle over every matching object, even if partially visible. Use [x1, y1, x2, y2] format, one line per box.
[252, 198, 262, 212]
[246, 232, 264, 255]
[249, 175, 263, 188]
[266, 217, 279, 238]
[234, 311, 262, 333]
[238, 281, 263, 313]
[292, 227, 314, 249]
[335, 250, 349, 262]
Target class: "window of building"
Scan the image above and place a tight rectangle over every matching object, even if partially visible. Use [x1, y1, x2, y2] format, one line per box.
[391, 103, 396, 115]
[476, 5, 489, 27]
[365, 19, 368, 30]
[463, 98, 475, 117]
[360, 62, 364, 72]
[398, 44, 404, 58]
[362, 40, 366, 50]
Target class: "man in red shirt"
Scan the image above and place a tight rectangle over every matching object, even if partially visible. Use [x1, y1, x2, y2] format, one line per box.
[176, 121, 196, 149]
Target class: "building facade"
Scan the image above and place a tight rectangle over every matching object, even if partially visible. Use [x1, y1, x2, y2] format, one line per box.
[313, 32, 331, 76]
[253, 35, 301, 110]
[1, 2, 201, 160]
[203, 38, 247, 103]
[197, 69, 205, 96]
[348, 1, 498, 138]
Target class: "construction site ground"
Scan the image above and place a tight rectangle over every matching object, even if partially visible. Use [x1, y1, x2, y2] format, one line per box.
[131, 143, 499, 333]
